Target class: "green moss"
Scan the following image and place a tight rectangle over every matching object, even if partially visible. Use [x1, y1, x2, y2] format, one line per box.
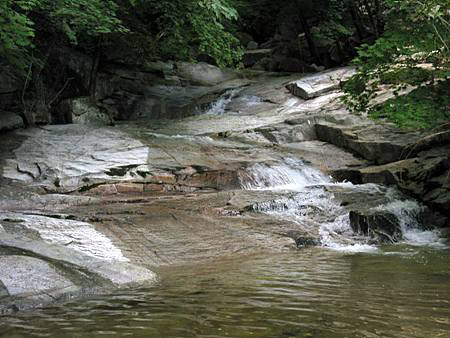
[369, 80, 450, 130]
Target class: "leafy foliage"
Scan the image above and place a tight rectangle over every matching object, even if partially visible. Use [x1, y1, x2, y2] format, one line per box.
[369, 79, 450, 129]
[343, 0, 450, 116]
[0, 0, 243, 70]
[130, 0, 243, 67]
[0, 0, 38, 69]
[44, 0, 128, 44]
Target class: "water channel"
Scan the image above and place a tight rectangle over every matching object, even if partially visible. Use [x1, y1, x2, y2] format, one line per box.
[1, 245, 449, 338]
[1, 83, 449, 338]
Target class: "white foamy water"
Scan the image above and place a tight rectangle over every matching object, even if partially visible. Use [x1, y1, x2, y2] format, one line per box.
[376, 200, 446, 248]
[239, 158, 330, 191]
[205, 89, 242, 115]
[241, 159, 445, 251]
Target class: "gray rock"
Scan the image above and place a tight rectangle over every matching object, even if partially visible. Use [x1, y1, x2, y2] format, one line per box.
[57, 48, 94, 92]
[0, 232, 156, 312]
[0, 280, 9, 298]
[330, 144, 450, 217]
[0, 112, 24, 133]
[0, 212, 130, 262]
[0, 255, 76, 297]
[349, 210, 402, 243]
[315, 122, 416, 165]
[235, 32, 254, 46]
[60, 97, 113, 126]
[243, 49, 273, 68]
[247, 41, 259, 50]
[286, 67, 355, 99]
[0, 232, 156, 287]
[175, 62, 237, 86]
[267, 55, 314, 73]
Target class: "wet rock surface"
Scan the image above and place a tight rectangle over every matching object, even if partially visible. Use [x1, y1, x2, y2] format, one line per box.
[0, 66, 448, 311]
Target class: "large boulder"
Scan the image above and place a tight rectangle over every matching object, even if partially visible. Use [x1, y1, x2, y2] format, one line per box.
[0, 62, 23, 110]
[0, 112, 24, 133]
[349, 209, 402, 243]
[58, 97, 113, 125]
[243, 49, 273, 68]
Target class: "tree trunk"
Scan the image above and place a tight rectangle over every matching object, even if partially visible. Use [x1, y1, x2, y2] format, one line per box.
[299, 13, 321, 65]
[363, 0, 379, 37]
[373, 0, 384, 36]
[89, 39, 101, 98]
[349, 0, 365, 41]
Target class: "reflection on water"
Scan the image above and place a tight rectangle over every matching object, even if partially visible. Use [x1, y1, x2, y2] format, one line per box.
[1, 246, 449, 338]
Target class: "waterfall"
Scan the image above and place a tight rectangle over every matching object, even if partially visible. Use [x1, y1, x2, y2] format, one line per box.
[205, 89, 241, 115]
[240, 159, 444, 251]
[376, 200, 446, 247]
[239, 158, 329, 191]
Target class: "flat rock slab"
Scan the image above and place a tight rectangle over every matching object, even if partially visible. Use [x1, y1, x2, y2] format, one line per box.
[0, 212, 129, 262]
[2, 125, 150, 192]
[286, 67, 355, 99]
[243, 49, 272, 67]
[0, 255, 75, 297]
[315, 121, 424, 164]
[0, 233, 157, 288]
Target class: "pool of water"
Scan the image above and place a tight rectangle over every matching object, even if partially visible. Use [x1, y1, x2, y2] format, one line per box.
[1, 245, 449, 338]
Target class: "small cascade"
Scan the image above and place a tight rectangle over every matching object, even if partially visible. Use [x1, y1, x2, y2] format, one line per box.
[239, 158, 329, 191]
[376, 200, 446, 247]
[240, 159, 445, 251]
[205, 89, 242, 115]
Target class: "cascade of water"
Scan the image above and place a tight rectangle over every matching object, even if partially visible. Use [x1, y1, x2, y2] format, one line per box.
[376, 200, 445, 247]
[205, 89, 242, 115]
[239, 158, 329, 191]
[241, 159, 445, 250]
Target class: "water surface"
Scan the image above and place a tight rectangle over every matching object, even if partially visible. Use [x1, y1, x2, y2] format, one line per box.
[1, 245, 449, 338]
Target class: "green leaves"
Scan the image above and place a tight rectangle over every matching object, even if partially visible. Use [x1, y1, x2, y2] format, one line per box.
[1, 0, 244, 71]
[45, 0, 128, 44]
[136, 0, 243, 67]
[0, 0, 37, 70]
[343, 0, 450, 117]
[0, 0, 129, 69]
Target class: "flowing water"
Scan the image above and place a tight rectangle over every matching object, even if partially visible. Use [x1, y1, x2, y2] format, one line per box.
[238, 158, 445, 252]
[0, 159, 450, 338]
[1, 247, 449, 338]
[205, 89, 242, 115]
[2, 138, 449, 337]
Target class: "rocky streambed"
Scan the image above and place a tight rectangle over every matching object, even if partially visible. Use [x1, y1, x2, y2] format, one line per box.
[0, 66, 449, 313]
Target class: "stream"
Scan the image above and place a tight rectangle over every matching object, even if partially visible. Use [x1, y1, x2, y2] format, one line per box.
[1, 71, 449, 337]
[1, 246, 449, 338]
[1, 155, 449, 337]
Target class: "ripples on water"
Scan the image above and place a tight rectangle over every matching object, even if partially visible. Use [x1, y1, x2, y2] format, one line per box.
[1, 246, 449, 338]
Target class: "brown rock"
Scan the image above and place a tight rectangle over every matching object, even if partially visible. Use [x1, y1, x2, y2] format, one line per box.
[116, 183, 144, 193]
